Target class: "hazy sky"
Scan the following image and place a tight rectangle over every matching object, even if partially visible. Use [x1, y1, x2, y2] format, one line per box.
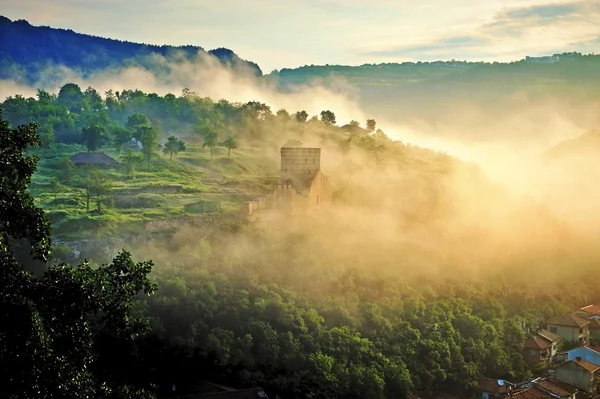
[2, 0, 599, 72]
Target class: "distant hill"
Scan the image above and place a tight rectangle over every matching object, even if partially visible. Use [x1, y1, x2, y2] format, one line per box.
[0, 16, 262, 85]
[544, 130, 600, 159]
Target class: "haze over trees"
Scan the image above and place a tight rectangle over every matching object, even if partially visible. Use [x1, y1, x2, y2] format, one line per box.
[2, 75, 600, 399]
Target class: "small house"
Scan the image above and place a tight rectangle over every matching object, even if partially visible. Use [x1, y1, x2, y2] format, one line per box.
[70, 152, 119, 168]
[575, 304, 600, 320]
[122, 138, 143, 153]
[564, 346, 600, 365]
[531, 378, 576, 399]
[340, 124, 370, 136]
[545, 314, 590, 345]
[523, 335, 554, 366]
[554, 358, 600, 394]
[478, 377, 513, 399]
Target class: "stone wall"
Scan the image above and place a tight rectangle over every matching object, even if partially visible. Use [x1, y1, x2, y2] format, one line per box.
[243, 172, 333, 216]
[281, 147, 321, 192]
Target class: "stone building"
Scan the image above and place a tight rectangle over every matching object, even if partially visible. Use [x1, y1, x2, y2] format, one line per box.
[244, 147, 333, 216]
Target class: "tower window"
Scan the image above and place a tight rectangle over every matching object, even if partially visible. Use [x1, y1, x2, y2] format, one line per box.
[313, 158, 315, 163]
[305, 158, 307, 163]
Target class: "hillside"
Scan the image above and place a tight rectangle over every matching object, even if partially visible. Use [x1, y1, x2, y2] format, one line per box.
[0, 16, 262, 85]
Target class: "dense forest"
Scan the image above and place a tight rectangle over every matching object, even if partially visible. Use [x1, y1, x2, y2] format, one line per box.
[0, 16, 262, 86]
[2, 81, 600, 399]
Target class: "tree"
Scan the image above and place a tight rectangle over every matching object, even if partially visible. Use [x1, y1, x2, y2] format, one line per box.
[121, 150, 144, 179]
[320, 110, 336, 126]
[58, 83, 84, 113]
[221, 137, 238, 158]
[49, 178, 65, 200]
[349, 120, 360, 127]
[76, 166, 112, 212]
[126, 113, 151, 134]
[81, 123, 106, 152]
[0, 112, 157, 398]
[112, 126, 132, 154]
[58, 157, 76, 184]
[163, 136, 186, 160]
[366, 119, 377, 132]
[202, 131, 219, 158]
[295, 110, 309, 123]
[137, 125, 159, 166]
[196, 118, 222, 158]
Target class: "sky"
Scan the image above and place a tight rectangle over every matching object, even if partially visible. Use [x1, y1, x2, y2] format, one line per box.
[1, 0, 600, 72]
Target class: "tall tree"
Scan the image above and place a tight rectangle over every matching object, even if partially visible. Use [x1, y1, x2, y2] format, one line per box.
[202, 131, 219, 158]
[0, 112, 157, 398]
[221, 137, 239, 158]
[126, 113, 151, 135]
[366, 119, 377, 132]
[137, 125, 159, 166]
[163, 136, 186, 160]
[295, 110, 309, 123]
[57, 83, 84, 113]
[81, 123, 106, 152]
[320, 110, 336, 126]
[121, 149, 144, 179]
[111, 126, 132, 155]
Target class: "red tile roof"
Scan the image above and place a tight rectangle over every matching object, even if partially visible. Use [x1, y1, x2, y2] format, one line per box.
[574, 358, 600, 373]
[559, 358, 600, 373]
[546, 313, 591, 327]
[581, 304, 600, 315]
[545, 379, 577, 394]
[512, 387, 551, 399]
[533, 379, 573, 397]
[524, 335, 552, 350]
[537, 329, 562, 343]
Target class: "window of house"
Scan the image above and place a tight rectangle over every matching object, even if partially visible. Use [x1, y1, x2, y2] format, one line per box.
[531, 350, 537, 356]
[550, 327, 557, 333]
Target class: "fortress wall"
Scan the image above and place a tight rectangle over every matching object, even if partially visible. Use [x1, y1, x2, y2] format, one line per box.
[281, 147, 321, 191]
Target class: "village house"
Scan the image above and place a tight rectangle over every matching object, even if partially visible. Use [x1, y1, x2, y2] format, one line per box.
[531, 378, 576, 399]
[339, 123, 370, 136]
[545, 314, 590, 345]
[563, 346, 600, 365]
[554, 358, 600, 394]
[523, 335, 554, 366]
[523, 329, 563, 366]
[122, 137, 143, 153]
[70, 152, 119, 168]
[478, 377, 514, 399]
[575, 305, 600, 320]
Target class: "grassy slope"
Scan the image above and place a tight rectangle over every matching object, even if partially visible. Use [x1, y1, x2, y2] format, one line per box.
[30, 144, 280, 240]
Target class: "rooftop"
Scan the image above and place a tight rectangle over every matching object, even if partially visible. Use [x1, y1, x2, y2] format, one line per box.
[545, 313, 590, 328]
[523, 335, 552, 350]
[478, 377, 512, 393]
[532, 378, 573, 398]
[511, 387, 552, 399]
[537, 329, 562, 343]
[70, 152, 119, 165]
[559, 358, 600, 373]
[581, 304, 600, 315]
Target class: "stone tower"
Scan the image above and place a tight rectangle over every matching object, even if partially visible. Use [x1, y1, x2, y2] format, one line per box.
[280, 147, 321, 193]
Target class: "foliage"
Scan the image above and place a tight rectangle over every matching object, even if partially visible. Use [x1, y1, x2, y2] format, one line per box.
[221, 136, 238, 158]
[81, 123, 107, 152]
[320, 110, 336, 126]
[0, 112, 157, 398]
[163, 136, 186, 160]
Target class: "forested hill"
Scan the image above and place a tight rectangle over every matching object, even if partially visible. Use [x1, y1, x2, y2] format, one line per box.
[0, 16, 263, 84]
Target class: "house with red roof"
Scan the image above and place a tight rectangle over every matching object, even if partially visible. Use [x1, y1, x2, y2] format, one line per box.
[555, 357, 600, 394]
[575, 304, 600, 320]
[523, 329, 563, 366]
[545, 314, 590, 345]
